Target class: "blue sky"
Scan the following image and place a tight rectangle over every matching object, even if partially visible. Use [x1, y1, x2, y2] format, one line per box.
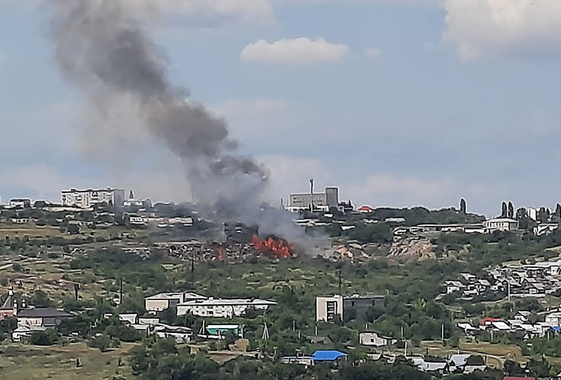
[1, 0, 561, 216]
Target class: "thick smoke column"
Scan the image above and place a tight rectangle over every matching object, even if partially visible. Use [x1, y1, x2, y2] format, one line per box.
[49, 0, 269, 212]
[49, 0, 330, 252]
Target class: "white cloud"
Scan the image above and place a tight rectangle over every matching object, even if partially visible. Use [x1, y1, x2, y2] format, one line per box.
[240, 37, 351, 64]
[442, 0, 561, 61]
[365, 48, 384, 59]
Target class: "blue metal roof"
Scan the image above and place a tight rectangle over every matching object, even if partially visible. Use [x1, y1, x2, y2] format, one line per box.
[312, 350, 347, 361]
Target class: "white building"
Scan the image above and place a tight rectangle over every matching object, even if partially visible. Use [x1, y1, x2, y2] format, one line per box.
[61, 188, 126, 208]
[8, 199, 31, 209]
[288, 187, 339, 211]
[176, 298, 276, 318]
[359, 331, 396, 347]
[316, 295, 344, 322]
[145, 292, 206, 313]
[484, 218, 519, 232]
[546, 312, 561, 326]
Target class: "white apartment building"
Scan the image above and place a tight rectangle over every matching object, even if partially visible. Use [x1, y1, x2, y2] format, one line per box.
[61, 188, 126, 208]
[316, 295, 344, 322]
[176, 298, 277, 318]
[145, 292, 206, 313]
[484, 218, 519, 232]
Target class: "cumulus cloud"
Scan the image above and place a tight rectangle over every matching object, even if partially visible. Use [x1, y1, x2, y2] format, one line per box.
[443, 0, 561, 60]
[240, 37, 351, 64]
[365, 48, 384, 59]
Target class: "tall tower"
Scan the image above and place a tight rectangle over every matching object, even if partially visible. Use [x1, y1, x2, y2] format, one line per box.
[309, 179, 314, 211]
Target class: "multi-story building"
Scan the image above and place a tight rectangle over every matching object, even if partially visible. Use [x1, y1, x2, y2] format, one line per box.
[61, 188, 126, 208]
[316, 295, 344, 322]
[176, 298, 277, 318]
[289, 186, 340, 211]
[343, 295, 385, 319]
[316, 294, 385, 322]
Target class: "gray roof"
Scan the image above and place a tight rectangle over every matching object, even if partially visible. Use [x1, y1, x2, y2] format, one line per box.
[17, 308, 71, 318]
[1, 293, 14, 310]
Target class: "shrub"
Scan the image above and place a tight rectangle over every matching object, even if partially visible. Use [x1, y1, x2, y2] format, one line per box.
[30, 329, 59, 346]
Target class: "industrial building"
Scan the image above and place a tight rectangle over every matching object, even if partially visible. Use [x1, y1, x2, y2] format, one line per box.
[61, 188, 126, 208]
[288, 186, 339, 212]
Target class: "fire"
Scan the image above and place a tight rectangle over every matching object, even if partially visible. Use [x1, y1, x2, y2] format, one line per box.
[218, 245, 225, 261]
[252, 234, 293, 259]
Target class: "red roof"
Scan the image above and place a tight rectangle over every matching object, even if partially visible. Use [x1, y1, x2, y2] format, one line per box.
[480, 317, 501, 326]
[358, 205, 373, 212]
[503, 377, 534, 380]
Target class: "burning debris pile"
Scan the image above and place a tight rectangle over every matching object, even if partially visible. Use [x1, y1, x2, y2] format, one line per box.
[251, 235, 294, 259]
[153, 237, 296, 263]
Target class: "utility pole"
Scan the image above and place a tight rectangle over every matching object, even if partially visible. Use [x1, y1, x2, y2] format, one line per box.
[119, 277, 123, 306]
[338, 270, 342, 295]
[191, 258, 195, 288]
[441, 324, 445, 342]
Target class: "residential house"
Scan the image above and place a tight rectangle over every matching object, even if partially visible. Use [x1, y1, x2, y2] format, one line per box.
[534, 223, 559, 236]
[145, 292, 206, 313]
[280, 356, 314, 366]
[154, 324, 192, 343]
[16, 308, 71, 328]
[12, 325, 46, 342]
[484, 218, 519, 232]
[411, 357, 448, 374]
[445, 281, 466, 294]
[546, 312, 561, 326]
[359, 331, 396, 347]
[139, 317, 160, 326]
[307, 335, 333, 345]
[312, 350, 348, 364]
[0, 288, 16, 319]
[205, 324, 241, 338]
[118, 313, 138, 325]
[449, 354, 487, 374]
[177, 298, 276, 318]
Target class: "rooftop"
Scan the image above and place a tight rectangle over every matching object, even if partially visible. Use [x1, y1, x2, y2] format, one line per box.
[178, 298, 276, 307]
[17, 308, 72, 318]
[145, 292, 206, 300]
[312, 350, 347, 361]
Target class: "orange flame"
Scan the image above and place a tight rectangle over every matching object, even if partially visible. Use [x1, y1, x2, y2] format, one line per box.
[252, 235, 293, 259]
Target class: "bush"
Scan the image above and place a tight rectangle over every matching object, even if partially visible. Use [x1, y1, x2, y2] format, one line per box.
[30, 329, 59, 346]
[88, 334, 112, 352]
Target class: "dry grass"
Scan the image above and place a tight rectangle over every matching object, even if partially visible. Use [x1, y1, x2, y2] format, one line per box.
[0, 342, 134, 380]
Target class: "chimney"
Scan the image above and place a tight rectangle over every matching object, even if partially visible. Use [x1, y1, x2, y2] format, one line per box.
[309, 179, 314, 211]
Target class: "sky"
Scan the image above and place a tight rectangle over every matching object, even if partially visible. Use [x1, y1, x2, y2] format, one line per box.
[1, 0, 561, 217]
